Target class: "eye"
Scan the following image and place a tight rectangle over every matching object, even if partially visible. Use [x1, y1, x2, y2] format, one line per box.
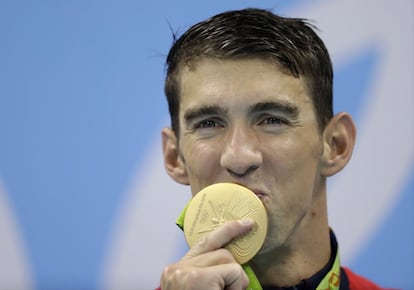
[195, 119, 223, 129]
[260, 116, 288, 126]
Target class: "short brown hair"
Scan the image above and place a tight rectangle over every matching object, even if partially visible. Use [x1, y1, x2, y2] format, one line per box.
[165, 8, 333, 135]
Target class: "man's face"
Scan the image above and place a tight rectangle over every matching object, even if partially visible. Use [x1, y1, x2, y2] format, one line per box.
[175, 58, 326, 252]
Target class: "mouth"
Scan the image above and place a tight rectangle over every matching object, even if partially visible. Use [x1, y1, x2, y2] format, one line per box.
[238, 184, 267, 200]
[254, 192, 266, 200]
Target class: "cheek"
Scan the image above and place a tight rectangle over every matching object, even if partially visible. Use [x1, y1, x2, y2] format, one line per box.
[272, 134, 321, 173]
[264, 137, 322, 206]
[181, 141, 222, 186]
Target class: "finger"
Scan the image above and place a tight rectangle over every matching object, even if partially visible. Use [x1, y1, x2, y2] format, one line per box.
[161, 263, 248, 290]
[185, 219, 255, 259]
[206, 263, 249, 290]
[187, 248, 236, 267]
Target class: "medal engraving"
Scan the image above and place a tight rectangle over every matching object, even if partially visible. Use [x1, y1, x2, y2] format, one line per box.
[184, 183, 268, 264]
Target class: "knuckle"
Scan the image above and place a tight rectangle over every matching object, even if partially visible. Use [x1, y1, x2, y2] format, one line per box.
[161, 265, 174, 278]
[193, 235, 209, 250]
[161, 264, 203, 289]
[161, 265, 183, 283]
[186, 268, 202, 283]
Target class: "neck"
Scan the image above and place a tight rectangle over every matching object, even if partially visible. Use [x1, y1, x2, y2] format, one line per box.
[250, 192, 331, 288]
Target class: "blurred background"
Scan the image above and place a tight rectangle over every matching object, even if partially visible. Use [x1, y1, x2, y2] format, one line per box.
[1, 1, 413, 289]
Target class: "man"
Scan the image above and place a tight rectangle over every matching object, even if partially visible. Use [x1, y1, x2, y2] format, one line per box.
[159, 8, 387, 290]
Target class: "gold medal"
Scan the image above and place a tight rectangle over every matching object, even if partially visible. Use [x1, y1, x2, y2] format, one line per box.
[183, 183, 268, 264]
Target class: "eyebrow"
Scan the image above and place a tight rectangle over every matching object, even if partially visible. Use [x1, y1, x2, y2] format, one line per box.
[183, 100, 300, 124]
[184, 105, 227, 123]
[249, 101, 300, 119]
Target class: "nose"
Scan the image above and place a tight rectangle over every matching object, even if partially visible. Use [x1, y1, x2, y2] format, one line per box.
[220, 126, 262, 178]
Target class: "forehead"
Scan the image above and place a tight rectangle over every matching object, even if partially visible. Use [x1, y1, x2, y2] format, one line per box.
[178, 58, 312, 110]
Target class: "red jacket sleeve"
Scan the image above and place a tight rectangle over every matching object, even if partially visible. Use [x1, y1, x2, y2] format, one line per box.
[343, 267, 397, 290]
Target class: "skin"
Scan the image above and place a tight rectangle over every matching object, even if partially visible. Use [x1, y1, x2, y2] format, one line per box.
[161, 58, 356, 289]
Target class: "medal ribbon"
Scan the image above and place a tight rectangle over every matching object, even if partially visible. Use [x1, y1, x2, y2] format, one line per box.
[176, 203, 341, 290]
[241, 251, 340, 290]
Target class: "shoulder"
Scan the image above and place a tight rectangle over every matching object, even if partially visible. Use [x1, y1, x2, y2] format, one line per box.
[342, 267, 397, 290]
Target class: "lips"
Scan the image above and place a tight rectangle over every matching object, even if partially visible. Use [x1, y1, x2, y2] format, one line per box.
[255, 192, 266, 199]
[238, 184, 267, 200]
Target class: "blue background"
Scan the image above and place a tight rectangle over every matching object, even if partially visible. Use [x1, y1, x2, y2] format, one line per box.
[1, 1, 413, 289]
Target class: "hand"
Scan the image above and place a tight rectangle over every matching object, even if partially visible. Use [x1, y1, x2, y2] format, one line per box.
[160, 219, 255, 290]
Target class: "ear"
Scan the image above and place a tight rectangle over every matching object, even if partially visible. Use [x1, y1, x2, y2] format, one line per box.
[161, 127, 189, 185]
[320, 112, 357, 177]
